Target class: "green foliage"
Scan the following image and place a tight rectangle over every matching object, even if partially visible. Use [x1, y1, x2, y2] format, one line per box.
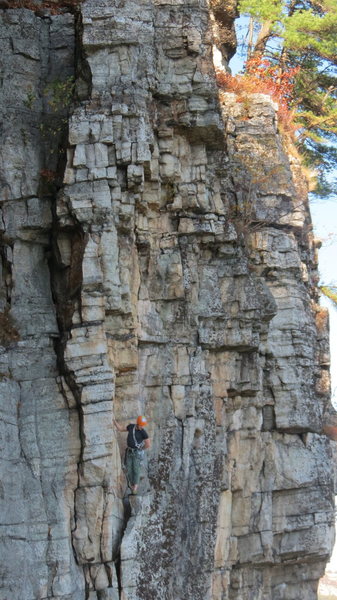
[283, 7, 337, 56]
[23, 87, 36, 110]
[237, 0, 337, 195]
[320, 285, 337, 307]
[22, 77, 75, 115]
[43, 77, 75, 113]
[239, 0, 283, 23]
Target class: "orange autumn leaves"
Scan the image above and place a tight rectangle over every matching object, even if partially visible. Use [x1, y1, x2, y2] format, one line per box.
[10, 0, 81, 14]
[217, 56, 300, 134]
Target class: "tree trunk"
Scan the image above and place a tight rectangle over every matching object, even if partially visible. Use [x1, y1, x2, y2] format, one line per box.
[253, 19, 273, 56]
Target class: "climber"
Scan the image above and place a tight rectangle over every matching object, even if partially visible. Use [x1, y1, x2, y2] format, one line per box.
[113, 416, 151, 494]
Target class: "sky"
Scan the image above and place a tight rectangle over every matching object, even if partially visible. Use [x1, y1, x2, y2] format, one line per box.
[310, 198, 337, 407]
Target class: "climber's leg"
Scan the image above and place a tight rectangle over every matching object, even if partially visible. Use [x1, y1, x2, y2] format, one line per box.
[131, 453, 142, 493]
[125, 449, 134, 488]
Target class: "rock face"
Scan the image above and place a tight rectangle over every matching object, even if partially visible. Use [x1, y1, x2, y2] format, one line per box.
[0, 2, 334, 600]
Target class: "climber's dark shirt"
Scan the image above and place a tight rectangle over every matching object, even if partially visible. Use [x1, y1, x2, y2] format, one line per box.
[126, 424, 149, 449]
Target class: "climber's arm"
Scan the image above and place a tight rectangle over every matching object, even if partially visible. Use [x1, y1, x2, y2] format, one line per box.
[144, 437, 151, 449]
[113, 419, 128, 432]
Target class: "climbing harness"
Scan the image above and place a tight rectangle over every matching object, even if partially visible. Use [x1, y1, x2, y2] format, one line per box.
[132, 424, 145, 454]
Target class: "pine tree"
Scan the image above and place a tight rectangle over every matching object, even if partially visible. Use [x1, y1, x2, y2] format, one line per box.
[321, 285, 337, 307]
[237, 0, 337, 195]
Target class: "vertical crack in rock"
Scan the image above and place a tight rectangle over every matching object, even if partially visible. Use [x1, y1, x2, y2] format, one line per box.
[0, 6, 90, 599]
[48, 5, 126, 597]
[0, 240, 19, 347]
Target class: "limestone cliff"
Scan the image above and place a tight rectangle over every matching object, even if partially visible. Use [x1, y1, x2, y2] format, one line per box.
[0, 1, 335, 599]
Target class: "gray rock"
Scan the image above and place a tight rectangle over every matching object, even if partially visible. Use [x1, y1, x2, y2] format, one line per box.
[0, 2, 334, 600]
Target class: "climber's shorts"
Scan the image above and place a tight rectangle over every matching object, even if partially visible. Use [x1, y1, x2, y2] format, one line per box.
[125, 448, 142, 486]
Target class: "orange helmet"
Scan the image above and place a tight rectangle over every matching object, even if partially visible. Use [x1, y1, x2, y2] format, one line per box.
[137, 415, 147, 427]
